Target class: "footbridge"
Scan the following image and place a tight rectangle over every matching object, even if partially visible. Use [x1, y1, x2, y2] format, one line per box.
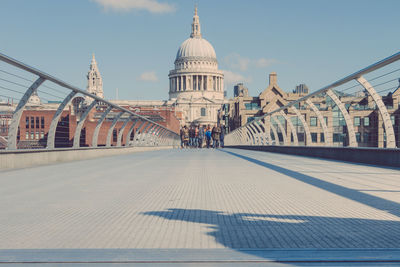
[1, 52, 400, 265]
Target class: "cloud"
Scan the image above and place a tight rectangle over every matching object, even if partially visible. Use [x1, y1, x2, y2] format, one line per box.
[224, 53, 278, 71]
[223, 53, 251, 71]
[223, 70, 251, 87]
[255, 58, 278, 68]
[92, 0, 176, 13]
[138, 71, 158, 82]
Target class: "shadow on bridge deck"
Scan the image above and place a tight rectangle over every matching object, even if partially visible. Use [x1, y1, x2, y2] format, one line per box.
[220, 149, 400, 219]
[142, 149, 400, 263]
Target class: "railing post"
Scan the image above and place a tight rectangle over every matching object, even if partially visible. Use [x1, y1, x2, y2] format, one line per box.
[125, 119, 140, 146]
[326, 89, 357, 147]
[271, 115, 288, 145]
[7, 77, 46, 150]
[356, 76, 396, 148]
[291, 106, 312, 146]
[92, 106, 113, 147]
[306, 99, 331, 146]
[73, 100, 98, 148]
[47, 91, 78, 149]
[116, 116, 133, 147]
[280, 110, 298, 146]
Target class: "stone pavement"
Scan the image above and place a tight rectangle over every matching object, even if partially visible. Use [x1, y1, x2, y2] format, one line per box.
[0, 148, 400, 263]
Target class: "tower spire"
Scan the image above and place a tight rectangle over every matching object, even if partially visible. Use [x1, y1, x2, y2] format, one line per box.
[190, 5, 201, 38]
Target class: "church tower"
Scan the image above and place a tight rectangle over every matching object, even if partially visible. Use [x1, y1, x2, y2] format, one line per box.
[86, 54, 104, 103]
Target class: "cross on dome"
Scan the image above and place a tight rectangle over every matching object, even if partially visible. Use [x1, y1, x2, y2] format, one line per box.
[191, 5, 201, 38]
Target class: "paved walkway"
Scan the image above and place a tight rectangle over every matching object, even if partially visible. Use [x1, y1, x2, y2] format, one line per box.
[1, 148, 400, 263]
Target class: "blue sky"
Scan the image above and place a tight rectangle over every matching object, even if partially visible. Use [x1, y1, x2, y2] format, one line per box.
[1, 0, 399, 100]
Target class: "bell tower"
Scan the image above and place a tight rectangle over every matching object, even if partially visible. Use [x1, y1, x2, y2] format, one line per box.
[86, 53, 104, 103]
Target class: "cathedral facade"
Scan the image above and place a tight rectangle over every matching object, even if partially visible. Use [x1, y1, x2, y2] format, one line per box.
[168, 7, 225, 125]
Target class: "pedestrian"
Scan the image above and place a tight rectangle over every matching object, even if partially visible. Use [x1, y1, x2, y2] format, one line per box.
[180, 126, 185, 148]
[198, 125, 204, 148]
[212, 124, 221, 148]
[189, 126, 195, 148]
[183, 125, 189, 148]
[194, 125, 199, 148]
[219, 124, 225, 148]
[205, 124, 212, 148]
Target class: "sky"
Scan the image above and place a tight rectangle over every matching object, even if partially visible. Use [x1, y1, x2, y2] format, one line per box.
[1, 0, 399, 101]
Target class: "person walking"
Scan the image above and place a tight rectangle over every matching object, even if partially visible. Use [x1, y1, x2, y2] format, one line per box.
[183, 125, 189, 148]
[197, 125, 204, 148]
[194, 126, 199, 148]
[205, 124, 212, 148]
[212, 124, 221, 148]
[189, 126, 195, 148]
[219, 124, 225, 148]
[180, 126, 184, 148]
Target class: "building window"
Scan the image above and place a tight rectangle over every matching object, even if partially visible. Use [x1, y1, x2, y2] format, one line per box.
[31, 132, 34, 139]
[25, 117, 29, 129]
[113, 129, 118, 142]
[363, 133, 369, 143]
[320, 133, 325, 143]
[391, 115, 395, 125]
[364, 117, 370, 126]
[201, 107, 206, 117]
[354, 117, 361, 126]
[40, 131, 44, 139]
[35, 132, 39, 139]
[41, 117, 44, 129]
[25, 131, 29, 139]
[310, 117, 317, 127]
[30, 117, 34, 128]
[245, 103, 260, 110]
[36, 117, 39, 128]
[311, 133, 318, 143]
[333, 133, 343, 143]
[324, 117, 328, 126]
[356, 132, 361, 143]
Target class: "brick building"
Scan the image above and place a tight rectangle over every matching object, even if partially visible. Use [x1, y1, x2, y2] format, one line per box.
[223, 73, 400, 148]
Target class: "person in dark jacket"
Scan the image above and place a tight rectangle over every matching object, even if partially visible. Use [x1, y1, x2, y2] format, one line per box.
[212, 124, 221, 148]
[198, 125, 204, 148]
[219, 125, 225, 148]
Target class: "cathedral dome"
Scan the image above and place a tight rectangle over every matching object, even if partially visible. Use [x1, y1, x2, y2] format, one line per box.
[174, 6, 217, 65]
[175, 37, 216, 62]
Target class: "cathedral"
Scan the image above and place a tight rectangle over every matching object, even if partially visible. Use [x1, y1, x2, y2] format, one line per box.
[87, 6, 226, 127]
[168, 6, 225, 125]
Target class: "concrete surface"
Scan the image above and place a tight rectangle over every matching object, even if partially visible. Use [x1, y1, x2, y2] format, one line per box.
[226, 145, 400, 167]
[0, 146, 173, 170]
[0, 148, 400, 264]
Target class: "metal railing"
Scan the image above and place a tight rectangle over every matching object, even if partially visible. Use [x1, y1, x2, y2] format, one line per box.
[225, 51, 400, 149]
[0, 52, 180, 150]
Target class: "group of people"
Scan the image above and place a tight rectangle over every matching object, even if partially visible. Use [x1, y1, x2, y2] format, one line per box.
[180, 124, 225, 149]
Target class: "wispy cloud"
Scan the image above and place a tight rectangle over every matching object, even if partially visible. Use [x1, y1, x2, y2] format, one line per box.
[223, 70, 251, 87]
[255, 58, 278, 68]
[224, 53, 278, 71]
[223, 53, 251, 71]
[138, 71, 158, 82]
[92, 0, 176, 14]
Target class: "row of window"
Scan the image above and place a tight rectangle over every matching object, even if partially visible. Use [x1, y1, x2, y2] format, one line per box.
[306, 116, 397, 127]
[25, 131, 45, 140]
[25, 116, 45, 129]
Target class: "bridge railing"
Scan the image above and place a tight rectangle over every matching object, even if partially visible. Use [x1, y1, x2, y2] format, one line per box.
[0, 53, 180, 150]
[225, 51, 400, 149]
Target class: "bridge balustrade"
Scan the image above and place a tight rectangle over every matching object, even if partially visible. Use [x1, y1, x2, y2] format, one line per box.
[0, 53, 180, 151]
[226, 51, 400, 150]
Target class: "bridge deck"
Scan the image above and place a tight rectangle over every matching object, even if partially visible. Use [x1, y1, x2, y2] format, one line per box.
[1, 148, 400, 264]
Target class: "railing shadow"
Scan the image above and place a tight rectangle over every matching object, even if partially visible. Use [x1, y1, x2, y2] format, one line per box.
[221, 149, 400, 218]
[143, 208, 400, 251]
